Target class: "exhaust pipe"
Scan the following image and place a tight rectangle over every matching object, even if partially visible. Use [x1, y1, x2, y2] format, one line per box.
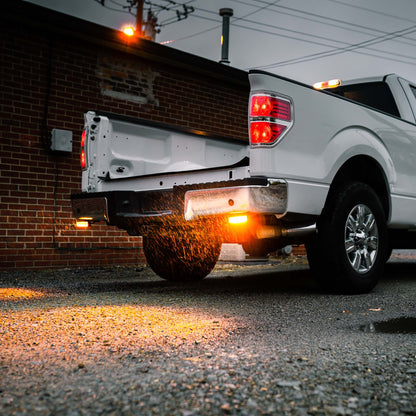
[282, 224, 316, 238]
[256, 224, 316, 240]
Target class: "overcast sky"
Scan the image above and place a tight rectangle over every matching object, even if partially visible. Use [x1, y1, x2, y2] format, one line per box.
[24, 0, 416, 85]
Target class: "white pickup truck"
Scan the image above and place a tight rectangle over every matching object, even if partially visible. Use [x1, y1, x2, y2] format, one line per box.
[72, 72, 416, 293]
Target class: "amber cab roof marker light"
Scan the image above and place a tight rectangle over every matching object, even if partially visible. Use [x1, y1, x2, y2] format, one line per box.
[313, 79, 342, 90]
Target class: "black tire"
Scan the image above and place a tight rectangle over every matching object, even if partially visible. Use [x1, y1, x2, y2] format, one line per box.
[306, 182, 388, 294]
[143, 228, 221, 281]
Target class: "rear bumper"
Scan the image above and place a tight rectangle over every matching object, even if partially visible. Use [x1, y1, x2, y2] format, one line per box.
[184, 180, 287, 220]
[72, 196, 109, 222]
[71, 178, 287, 225]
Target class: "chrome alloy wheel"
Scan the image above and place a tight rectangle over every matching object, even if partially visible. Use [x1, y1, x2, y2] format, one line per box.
[344, 204, 379, 274]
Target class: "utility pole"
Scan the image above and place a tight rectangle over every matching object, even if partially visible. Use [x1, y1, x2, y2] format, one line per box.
[105, 0, 193, 41]
[136, 0, 144, 37]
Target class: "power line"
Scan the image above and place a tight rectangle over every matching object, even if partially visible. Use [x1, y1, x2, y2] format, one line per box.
[159, 24, 219, 44]
[107, 0, 130, 8]
[235, 19, 416, 65]
[231, 23, 416, 68]
[159, 3, 416, 68]
[197, 6, 343, 45]
[325, 0, 416, 26]
[173, 12, 415, 69]
[160, 1, 279, 44]
[247, 0, 416, 48]
[156, 1, 195, 26]
[224, 2, 416, 67]
[93, 0, 134, 15]
[225, 0, 416, 69]
[193, 5, 416, 65]
[234, 0, 280, 21]
[253, 23, 416, 70]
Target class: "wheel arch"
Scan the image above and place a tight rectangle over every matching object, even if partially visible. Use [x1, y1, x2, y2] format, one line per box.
[326, 155, 390, 220]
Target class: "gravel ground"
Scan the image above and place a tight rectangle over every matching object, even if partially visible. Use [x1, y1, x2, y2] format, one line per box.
[1, 254, 416, 416]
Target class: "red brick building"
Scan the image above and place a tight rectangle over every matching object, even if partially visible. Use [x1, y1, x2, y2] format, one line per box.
[0, 0, 249, 270]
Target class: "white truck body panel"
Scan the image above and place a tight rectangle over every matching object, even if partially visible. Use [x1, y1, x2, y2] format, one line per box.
[248, 72, 416, 226]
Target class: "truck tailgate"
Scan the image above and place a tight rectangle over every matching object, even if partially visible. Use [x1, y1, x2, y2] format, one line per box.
[83, 111, 249, 192]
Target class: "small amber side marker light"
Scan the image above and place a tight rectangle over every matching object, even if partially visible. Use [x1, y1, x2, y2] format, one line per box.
[76, 221, 90, 228]
[228, 215, 248, 225]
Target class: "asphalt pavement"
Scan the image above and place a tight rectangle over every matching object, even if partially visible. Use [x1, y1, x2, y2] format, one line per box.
[1, 253, 415, 415]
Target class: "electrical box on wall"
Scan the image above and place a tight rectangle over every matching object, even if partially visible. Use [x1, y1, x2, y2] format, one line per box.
[51, 129, 73, 153]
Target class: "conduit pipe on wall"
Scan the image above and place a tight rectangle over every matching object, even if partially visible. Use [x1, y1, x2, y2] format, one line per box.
[219, 8, 233, 65]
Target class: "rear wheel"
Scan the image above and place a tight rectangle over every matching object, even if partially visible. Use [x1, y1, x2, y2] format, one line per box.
[143, 228, 221, 281]
[306, 182, 388, 294]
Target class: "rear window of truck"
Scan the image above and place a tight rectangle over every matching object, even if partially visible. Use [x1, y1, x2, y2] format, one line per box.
[330, 81, 400, 118]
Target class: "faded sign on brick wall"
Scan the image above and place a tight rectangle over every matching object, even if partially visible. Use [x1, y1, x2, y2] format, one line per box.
[97, 55, 159, 106]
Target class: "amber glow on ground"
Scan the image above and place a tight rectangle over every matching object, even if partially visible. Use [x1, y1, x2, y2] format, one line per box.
[0, 288, 47, 301]
[0, 303, 235, 360]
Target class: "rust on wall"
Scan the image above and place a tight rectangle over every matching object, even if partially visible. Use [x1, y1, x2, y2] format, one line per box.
[97, 55, 159, 106]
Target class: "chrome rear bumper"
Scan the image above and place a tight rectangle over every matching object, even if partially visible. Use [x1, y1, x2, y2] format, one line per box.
[184, 180, 287, 220]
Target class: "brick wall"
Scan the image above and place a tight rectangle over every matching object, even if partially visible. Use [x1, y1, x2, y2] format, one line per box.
[0, 1, 249, 271]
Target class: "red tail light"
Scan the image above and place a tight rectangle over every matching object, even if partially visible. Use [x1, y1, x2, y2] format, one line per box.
[250, 96, 273, 117]
[250, 122, 286, 145]
[250, 95, 291, 121]
[80, 129, 87, 170]
[249, 94, 292, 146]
